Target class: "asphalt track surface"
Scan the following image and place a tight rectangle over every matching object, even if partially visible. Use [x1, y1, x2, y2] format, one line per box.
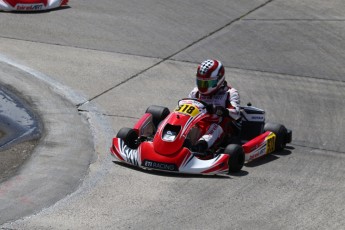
[0, 0, 345, 229]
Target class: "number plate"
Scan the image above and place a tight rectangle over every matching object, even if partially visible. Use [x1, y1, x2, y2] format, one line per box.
[174, 104, 199, 117]
[266, 133, 276, 154]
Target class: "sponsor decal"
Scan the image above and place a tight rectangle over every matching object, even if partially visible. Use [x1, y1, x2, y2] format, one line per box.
[249, 147, 266, 160]
[142, 160, 178, 171]
[251, 116, 264, 120]
[201, 95, 226, 101]
[16, 4, 44, 10]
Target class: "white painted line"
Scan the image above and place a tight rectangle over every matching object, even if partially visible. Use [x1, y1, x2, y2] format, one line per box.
[0, 53, 87, 105]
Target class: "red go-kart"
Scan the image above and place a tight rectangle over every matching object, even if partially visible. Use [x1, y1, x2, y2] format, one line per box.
[0, 0, 68, 11]
[111, 98, 292, 175]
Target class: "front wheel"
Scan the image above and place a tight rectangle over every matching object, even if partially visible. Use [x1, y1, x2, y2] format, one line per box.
[145, 105, 170, 128]
[116, 127, 139, 149]
[224, 144, 245, 173]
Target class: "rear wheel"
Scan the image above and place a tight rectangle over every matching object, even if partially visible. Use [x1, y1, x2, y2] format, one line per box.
[224, 144, 245, 173]
[116, 127, 139, 149]
[264, 123, 288, 151]
[145, 105, 170, 128]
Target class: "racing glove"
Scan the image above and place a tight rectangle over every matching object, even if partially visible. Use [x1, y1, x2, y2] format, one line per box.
[206, 105, 229, 117]
[214, 106, 229, 117]
[206, 104, 215, 114]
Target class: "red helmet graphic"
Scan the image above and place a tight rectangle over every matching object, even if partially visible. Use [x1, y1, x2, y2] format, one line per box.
[196, 59, 225, 95]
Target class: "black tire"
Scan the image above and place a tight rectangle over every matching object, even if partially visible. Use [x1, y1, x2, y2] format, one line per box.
[264, 123, 288, 151]
[116, 127, 139, 149]
[145, 105, 170, 128]
[224, 144, 245, 173]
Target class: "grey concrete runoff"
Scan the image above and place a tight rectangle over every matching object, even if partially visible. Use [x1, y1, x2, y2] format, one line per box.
[0, 84, 41, 151]
[0, 60, 98, 224]
[0, 83, 41, 183]
[0, 0, 345, 229]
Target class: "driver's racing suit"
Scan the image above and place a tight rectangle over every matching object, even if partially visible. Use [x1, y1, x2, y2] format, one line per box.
[188, 82, 241, 150]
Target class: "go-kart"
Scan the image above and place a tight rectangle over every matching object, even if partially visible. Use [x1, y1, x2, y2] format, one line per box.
[0, 0, 68, 11]
[111, 98, 292, 175]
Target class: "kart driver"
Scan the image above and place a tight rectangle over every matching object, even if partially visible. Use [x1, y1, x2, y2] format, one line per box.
[189, 59, 241, 154]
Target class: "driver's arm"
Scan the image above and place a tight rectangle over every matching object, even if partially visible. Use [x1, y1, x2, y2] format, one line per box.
[188, 87, 198, 99]
[227, 88, 241, 120]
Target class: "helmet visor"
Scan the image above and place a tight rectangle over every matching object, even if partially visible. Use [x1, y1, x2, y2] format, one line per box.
[196, 78, 218, 92]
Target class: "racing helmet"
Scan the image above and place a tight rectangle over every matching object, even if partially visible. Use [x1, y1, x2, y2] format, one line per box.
[196, 59, 225, 95]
